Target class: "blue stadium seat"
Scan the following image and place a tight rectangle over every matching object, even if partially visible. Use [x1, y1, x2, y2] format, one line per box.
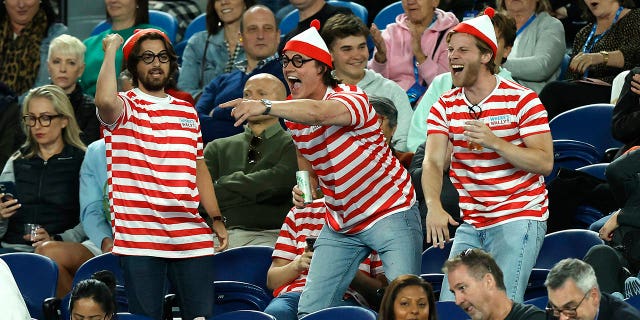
[212, 281, 273, 317]
[546, 139, 602, 182]
[0, 253, 58, 320]
[549, 103, 622, 160]
[524, 295, 549, 310]
[90, 10, 179, 44]
[435, 301, 468, 320]
[373, 1, 403, 30]
[626, 294, 640, 311]
[209, 310, 276, 320]
[421, 239, 453, 274]
[175, 12, 207, 62]
[534, 229, 603, 270]
[573, 163, 610, 227]
[211, 245, 274, 294]
[302, 306, 377, 320]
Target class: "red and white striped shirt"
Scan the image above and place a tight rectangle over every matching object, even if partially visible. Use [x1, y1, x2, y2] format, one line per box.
[272, 199, 383, 302]
[102, 89, 214, 258]
[427, 77, 550, 229]
[285, 84, 415, 234]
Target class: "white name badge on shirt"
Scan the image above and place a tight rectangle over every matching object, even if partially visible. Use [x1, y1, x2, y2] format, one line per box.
[489, 115, 511, 127]
[180, 118, 197, 129]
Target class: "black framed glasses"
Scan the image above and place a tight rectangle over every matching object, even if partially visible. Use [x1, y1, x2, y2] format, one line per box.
[22, 114, 64, 127]
[281, 54, 314, 68]
[138, 50, 170, 64]
[468, 104, 482, 120]
[247, 136, 263, 164]
[545, 290, 590, 318]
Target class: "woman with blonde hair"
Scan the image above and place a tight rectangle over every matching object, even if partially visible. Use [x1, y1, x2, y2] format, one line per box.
[0, 85, 95, 297]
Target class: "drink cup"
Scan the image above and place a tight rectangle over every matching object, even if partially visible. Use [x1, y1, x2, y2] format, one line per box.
[467, 141, 483, 151]
[24, 223, 41, 242]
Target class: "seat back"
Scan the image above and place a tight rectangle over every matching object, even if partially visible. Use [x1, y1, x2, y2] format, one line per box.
[302, 306, 377, 320]
[435, 301, 468, 320]
[421, 239, 453, 274]
[549, 104, 622, 160]
[212, 281, 273, 317]
[90, 20, 112, 36]
[373, 1, 403, 30]
[524, 295, 549, 310]
[625, 294, 640, 311]
[211, 245, 273, 293]
[0, 252, 58, 320]
[546, 139, 602, 182]
[279, 1, 369, 35]
[577, 163, 608, 180]
[534, 229, 603, 269]
[149, 10, 179, 44]
[183, 12, 207, 42]
[210, 310, 276, 320]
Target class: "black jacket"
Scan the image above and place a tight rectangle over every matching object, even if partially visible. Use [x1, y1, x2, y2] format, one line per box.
[612, 67, 640, 156]
[67, 84, 101, 145]
[598, 292, 640, 319]
[2, 145, 85, 245]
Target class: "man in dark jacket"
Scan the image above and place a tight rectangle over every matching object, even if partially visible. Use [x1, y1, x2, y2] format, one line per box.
[546, 258, 640, 320]
[0, 83, 24, 171]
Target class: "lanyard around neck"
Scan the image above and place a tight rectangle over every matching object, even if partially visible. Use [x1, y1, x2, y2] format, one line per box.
[516, 14, 537, 37]
[581, 6, 624, 54]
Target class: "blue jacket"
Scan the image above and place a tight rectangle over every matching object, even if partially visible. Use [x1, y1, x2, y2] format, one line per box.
[195, 58, 288, 144]
[79, 140, 111, 249]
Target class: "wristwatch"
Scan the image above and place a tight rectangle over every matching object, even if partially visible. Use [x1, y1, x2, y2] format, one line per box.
[599, 51, 609, 65]
[212, 216, 227, 225]
[260, 99, 272, 115]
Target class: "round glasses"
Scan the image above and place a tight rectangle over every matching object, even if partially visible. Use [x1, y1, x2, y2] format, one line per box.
[138, 50, 170, 64]
[281, 54, 314, 68]
[22, 114, 64, 127]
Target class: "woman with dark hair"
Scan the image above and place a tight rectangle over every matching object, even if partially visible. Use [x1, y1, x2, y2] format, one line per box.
[69, 271, 117, 320]
[178, 0, 256, 99]
[80, 0, 152, 97]
[539, 0, 640, 120]
[378, 274, 437, 320]
[0, 0, 67, 98]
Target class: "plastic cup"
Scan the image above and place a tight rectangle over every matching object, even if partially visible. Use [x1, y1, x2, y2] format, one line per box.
[24, 223, 41, 242]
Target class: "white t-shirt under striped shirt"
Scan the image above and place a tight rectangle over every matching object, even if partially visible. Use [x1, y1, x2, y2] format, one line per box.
[427, 76, 550, 229]
[101, 88, 214, 258]
[271, 199, 383, 304]
[285, 84, 415, 234]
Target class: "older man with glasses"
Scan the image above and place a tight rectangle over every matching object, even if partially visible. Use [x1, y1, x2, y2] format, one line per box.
[545, 258, 640, 320]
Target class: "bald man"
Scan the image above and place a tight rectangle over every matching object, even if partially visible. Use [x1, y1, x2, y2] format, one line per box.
[203, 73, 297, 248]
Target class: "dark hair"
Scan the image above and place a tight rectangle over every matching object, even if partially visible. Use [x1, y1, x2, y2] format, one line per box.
[0, 0, 57, 33]
[206, 0, 256, 35]
[318, 62, 341, 87]
[126, 32, 179, 88]
[378, 274, 438, 320]
[69, 270, 117, 317]
[443, 248, 506, 291]
[496, 0, 552, 14]
[578, 0, 635, 22]
[106, 0, 149, 26]
[320, 13, 370, 49]
[369, 96, 398, 129]
[491, 11, 516, 64]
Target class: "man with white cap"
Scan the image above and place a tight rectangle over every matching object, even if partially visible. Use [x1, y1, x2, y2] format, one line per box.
[94, 29, 228, 319]
[222, 20, 423, 317]
[421, 8, 553, 303]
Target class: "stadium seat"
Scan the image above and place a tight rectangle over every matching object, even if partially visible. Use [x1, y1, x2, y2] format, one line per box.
[175, 12, 207, 59]
[212, 281, 273, 317]
[524, 268, 551, 301]
[211, 245, 274, 294]
[90, 10, 179, 44]
[0, 252, 58, 320]
[573, 163, 610, 227]
[524, 295, 549, 310]
[546, 139, 602, 182]
[421, 239, 453, 274]
[209, 310, 276, 320]
[301, 306, 377, 320]
[548, 103, 622, 161]
[534, 229, 603, 270]
[435, 301, 468, 320]
[373, 1, 403, 30]
[626, 294, 640, 311]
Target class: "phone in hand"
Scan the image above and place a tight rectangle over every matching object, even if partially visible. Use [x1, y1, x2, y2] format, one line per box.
[0, 181, 16, 202]
[305, 236, 317, 251]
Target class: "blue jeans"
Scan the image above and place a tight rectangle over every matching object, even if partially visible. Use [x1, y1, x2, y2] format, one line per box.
[438, 219, 546, 303]
[297, 204, 423, 318]
[265, 291, 360, 320]
[120, 255, 214, 320]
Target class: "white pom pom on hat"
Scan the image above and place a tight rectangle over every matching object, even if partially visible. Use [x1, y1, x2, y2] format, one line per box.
[450, 7, 498, 57]
[282, 19, 333, 69]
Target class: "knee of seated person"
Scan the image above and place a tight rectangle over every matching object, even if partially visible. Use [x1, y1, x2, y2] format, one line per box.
[34, 240, 64, 257]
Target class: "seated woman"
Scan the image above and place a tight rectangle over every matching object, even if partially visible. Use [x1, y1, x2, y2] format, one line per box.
[499, 0, 566, 93]
[0, 0, 67, 98]
[539, 0, 640, 120]
[368, 0, 459, 102]
[177, 0, 254, 99]
[80, 0, 152, 97]
[0, 85, 97, 297]
[47, 34, 101, 145]
[378, 274, 437, 320]
[68, 271, 117, 320]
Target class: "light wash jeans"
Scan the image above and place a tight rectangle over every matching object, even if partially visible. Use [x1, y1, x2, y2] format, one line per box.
[438, 219, 546, 303]
[297, 204, 423, 318]
[265, 291, 360, 320]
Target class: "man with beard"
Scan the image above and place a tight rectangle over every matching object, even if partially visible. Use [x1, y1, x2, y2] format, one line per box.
[421, 8, 553, 303]
[221, 20, 422, 317]
[444, 248, 546, 320]
[94, 29, 228, 320]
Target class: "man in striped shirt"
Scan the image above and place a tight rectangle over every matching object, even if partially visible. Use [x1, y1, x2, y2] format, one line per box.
[421, 9, 554, 303]
[95, 29, 228, 319]
[222, 21, 423, 317]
